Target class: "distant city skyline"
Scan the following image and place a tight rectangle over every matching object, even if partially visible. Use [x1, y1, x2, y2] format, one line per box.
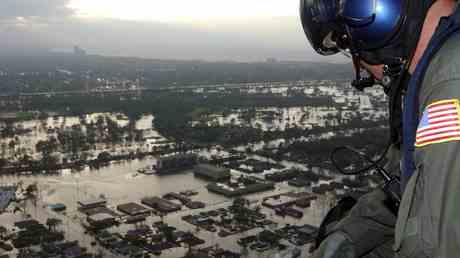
[0, 0, 347, 63]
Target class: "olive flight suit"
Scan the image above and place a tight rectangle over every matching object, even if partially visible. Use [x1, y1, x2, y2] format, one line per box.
[312, 21, 460, 258]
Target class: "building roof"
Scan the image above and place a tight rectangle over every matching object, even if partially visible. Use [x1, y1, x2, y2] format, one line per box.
[195, 164, 228, 173]
[194, 164, 230, 180]
[117, 202, 150, 216]
[263, 195, 297, 208]
[78, 199, 107, 207]
[88, 213, 115, 222]
[49, 203, 66, 209]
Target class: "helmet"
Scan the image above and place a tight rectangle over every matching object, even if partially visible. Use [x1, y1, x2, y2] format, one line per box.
[300, 0, 436, 89]
[299, 0, 341, 55]
[341, 0, 404, 51]
[300, 0, 405, 56]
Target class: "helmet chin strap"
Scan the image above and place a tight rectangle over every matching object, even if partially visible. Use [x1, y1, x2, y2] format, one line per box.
[344, 29, 377, 91]
[365, 0, 436, 92]
[351, 58, 407, 95]
[351, 55, 376, 91]
[348, 0, 436, 93]
[350, 52, 409, 148]
[342, 0, 436, 148]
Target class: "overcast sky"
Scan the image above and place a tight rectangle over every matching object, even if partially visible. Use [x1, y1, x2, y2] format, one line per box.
[0, 0, 345, 62]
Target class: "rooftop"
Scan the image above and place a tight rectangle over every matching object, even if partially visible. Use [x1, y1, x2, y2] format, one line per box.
[117, 202, 151, 216]
[78, 199, 107, 208]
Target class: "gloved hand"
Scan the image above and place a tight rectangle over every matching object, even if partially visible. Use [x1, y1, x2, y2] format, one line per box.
[312, 189, 397, 258]
[312, 231, 356, 258]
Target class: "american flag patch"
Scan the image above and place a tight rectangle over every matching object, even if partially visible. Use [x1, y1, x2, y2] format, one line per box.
[416, 99, 460, 147]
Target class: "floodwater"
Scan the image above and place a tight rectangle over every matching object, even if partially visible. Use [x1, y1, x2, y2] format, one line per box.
[192, 84, 388, 132]
[0, 86, 388, 257]
[0, 155, 333, 258]
[0, 113, 166, 161]
[0, 127, 335, 258]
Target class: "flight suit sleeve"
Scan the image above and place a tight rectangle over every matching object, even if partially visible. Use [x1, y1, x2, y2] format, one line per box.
[311, 231, 356, 258]
[395, 34, 460, 257]
[311, 145, 400, 258]
[312, 190, 396, 258]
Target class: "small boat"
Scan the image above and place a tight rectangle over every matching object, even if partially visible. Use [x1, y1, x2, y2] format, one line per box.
[137, 166, 155, 175]
[180, 190, 199, 196]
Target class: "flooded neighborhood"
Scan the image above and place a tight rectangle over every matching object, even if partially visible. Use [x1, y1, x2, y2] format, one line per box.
[0, 78, 388, 258]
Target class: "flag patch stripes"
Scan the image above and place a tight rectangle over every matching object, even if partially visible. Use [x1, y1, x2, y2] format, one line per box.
[415, 99, 460, 147]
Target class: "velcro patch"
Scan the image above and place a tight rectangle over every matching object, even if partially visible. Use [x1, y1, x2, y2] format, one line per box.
[415, 99, 460, 147]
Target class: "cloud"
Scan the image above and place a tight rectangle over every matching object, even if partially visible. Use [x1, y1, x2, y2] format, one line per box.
[0, 5, 346, 63]
[0, 0, 74, 20]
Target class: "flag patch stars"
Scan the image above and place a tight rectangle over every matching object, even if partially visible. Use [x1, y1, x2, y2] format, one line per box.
[415, 99, 460, 147]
